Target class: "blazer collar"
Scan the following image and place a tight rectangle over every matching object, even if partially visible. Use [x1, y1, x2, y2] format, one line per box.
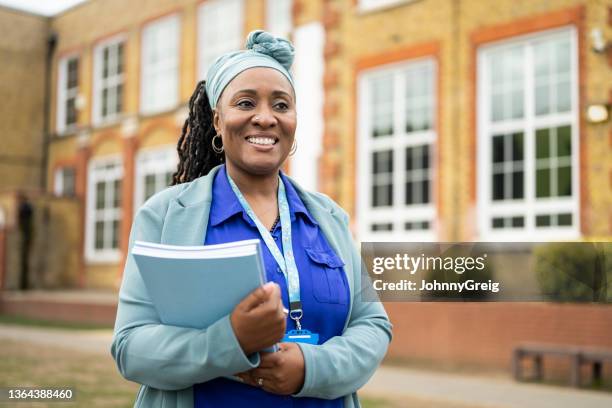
[162, 164, 343, 257]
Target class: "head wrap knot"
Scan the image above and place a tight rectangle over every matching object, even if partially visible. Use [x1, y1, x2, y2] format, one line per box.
[205, 30, 295, 109]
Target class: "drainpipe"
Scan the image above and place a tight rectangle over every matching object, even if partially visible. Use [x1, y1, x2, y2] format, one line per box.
[41, 30, 57, 192]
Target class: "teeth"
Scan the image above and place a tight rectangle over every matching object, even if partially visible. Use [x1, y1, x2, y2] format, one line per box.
[247, 137, 275, 145]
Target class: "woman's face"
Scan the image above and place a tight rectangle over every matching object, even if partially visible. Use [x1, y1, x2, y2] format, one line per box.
[213, 67, 297, 176]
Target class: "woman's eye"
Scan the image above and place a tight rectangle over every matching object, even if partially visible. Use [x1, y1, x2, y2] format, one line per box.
[237, 100, 254, 108]
[275, 102, 289, 110]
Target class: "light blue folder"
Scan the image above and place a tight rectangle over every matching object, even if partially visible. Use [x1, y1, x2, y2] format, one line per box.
[132, 239, 267, 330]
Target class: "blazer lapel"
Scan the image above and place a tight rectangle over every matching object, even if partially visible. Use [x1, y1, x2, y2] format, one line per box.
[160, 166, 222, 246]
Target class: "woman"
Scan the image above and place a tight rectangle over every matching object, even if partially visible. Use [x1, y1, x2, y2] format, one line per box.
[111, 30, 392, 408]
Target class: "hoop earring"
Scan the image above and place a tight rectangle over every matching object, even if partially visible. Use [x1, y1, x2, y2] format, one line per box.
[289, 139, 297, 156]
[212, 134, 224, 154]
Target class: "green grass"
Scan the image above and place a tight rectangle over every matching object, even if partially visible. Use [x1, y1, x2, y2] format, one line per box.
[0, 339, 138, 407]
[0, 314, 113, 331]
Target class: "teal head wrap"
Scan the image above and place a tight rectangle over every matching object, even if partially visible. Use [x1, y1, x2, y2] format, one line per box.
[205, 30, 295, 109]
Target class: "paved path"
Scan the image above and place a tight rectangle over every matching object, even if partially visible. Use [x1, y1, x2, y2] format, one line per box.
[1, 324, 611, 408]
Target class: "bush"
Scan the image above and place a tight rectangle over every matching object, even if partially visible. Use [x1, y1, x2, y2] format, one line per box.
[534, 242, 611, 302]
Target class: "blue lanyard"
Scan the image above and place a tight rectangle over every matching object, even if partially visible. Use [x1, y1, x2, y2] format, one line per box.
[226, 172, 304, 330]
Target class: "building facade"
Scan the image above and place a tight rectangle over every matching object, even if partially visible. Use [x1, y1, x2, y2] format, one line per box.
[0, 0, 610, 290]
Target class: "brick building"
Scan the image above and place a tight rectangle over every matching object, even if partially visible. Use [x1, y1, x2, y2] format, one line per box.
[0, 0, 611, 371]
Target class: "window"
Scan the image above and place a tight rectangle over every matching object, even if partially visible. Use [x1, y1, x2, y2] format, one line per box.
[86, 157, 123, 262]
[56, 55, 79, 133]
[197, 0, 243, 80]
[477, 28, 578, 240]
[357, 59, 437, 241]
[134, 147, 178, 211]
[141, 14, 180, 114]
[266, 0, 292, 38]
[93, 35, 125, 125]
[54, 167, 76, 197]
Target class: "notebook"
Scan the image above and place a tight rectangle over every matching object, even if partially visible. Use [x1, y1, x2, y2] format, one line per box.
[132, 239, 267, 330]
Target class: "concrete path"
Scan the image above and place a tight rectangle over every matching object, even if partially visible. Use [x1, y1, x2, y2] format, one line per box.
[1, 323, 611, 408]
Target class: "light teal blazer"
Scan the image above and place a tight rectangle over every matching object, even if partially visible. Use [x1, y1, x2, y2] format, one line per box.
[111, 165, 392, 408]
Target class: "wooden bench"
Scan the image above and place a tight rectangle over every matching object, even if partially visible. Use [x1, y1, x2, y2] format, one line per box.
[513, 343, 612, 387]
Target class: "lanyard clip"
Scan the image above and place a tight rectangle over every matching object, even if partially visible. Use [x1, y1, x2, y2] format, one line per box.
[289, 301, 303, 331]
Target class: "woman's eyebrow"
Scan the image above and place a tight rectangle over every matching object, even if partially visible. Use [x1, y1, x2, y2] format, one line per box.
[233, 89, 292, 98]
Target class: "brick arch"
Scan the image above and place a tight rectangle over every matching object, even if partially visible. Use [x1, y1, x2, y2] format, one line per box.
[89, 130, 122, 157]
[138, 118, 181, 147]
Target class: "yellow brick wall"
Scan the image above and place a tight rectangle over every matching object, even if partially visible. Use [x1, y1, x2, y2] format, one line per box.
[0, 7, 49, 191]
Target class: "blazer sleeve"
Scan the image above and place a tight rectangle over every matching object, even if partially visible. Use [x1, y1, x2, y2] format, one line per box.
[110, 206, 260, 391]
[293, 213, 393, 400]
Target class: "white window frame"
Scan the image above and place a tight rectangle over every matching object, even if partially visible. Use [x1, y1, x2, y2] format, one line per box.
[85, 155, 123, 263]
[134, 146, 178, 212]
[477, 27, 579, 241]
[266, 0, 292, 39]
[92, 34, 126, 126]
[54, 166, 75, 197]
[56, 54, 79, 134]
[357, 58, 437, 242]
[197, 0, 244, 81]
[140, 13, 180, 115]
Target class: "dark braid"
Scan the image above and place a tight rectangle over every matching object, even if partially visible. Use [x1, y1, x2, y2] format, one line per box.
[172, 80, 224, 185]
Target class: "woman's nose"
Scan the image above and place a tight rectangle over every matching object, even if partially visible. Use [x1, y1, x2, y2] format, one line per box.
[252, 108, 277, 127]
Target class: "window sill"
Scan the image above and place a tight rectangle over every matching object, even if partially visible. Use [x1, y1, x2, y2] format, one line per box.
[355, 0, 420, 16]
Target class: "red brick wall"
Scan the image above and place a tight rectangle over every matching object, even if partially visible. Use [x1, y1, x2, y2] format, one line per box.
[385, 302, 612, 370]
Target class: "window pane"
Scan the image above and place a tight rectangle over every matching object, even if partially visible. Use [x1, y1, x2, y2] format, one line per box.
[512, 132, 523, 161]
[117, 43, 124, 74]
[95, 221, 104, 249]
[371, 223, 393, 232]
[371, 76, 393, 138]
[373, 185, 393, 207]
[66, 97, 77, 126]
[535, 84, 549, 115]
[421, 179, 430, 204]
[511, 216, 524, 227]
[492, 218, 504, 229]
[512, 171, 523, 199]
[556, 80, 571, 112]
[116, 84, 123, 113]
[96, 182, 105, 209]
[557, 125, 571, 157]
[67, 58, 78, 88]
[536, 214, 551, 227]
[103, 48, 109, 78]
[145, 174, 156, 200]
[536, 168, 550, 198]
[111, 220, 120, 249]
[113, 179, 121, 208]
[492, 173, 504, 200]
[404, 181, 413, 205]
[492, 135, 504, 163]
[557, 166, 572, 196]
[536, 128, 550, 159]
[558, 213, 572, 226]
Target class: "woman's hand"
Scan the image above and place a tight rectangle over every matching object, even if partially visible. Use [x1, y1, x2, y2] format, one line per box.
[236, 342, 305, 395]
[230, 282, 286, 356]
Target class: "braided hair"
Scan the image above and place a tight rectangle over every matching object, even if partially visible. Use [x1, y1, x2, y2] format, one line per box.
[172, 80, 224, 185]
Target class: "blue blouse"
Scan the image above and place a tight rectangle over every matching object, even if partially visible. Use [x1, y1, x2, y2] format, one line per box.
[193, 165, 350, 408]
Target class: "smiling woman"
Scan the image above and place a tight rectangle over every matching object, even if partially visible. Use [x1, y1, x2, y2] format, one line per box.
[111, 30, 392, 408]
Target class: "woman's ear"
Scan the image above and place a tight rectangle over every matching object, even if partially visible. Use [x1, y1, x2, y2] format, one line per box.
[213, 108, 221, 135]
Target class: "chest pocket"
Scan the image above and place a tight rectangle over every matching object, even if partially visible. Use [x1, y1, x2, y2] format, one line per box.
[305, 248, 348, 305]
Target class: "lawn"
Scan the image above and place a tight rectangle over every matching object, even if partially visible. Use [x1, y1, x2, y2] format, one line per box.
[0, 336, 477, 408]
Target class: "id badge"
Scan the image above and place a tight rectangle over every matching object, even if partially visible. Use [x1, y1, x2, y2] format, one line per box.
[282, 329, 319, 345]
